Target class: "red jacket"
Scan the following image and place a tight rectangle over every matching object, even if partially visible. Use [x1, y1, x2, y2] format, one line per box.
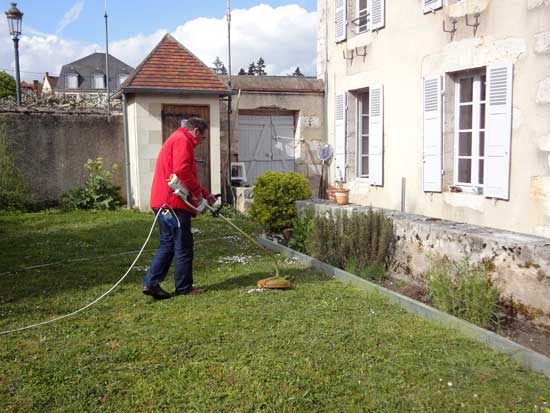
[149, 127, 210, 214]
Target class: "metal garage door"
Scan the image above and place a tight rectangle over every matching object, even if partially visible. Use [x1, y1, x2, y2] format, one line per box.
[238, 114, 295, 185]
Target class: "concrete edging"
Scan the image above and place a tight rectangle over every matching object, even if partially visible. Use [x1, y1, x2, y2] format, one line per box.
[258, 237, 550, 378]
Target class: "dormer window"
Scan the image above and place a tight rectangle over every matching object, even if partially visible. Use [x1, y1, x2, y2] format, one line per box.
[65, 74, 78, 89]
[117, 74, 129, 87]
[92, 73, 105, 89]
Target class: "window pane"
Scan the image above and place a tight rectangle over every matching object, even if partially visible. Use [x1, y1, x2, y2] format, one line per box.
[362, 117, 369, 135]
[459, 105, 473, 129]
[480, 103, 485, 129]
[361, 136, 369, 156]
[480, 75, 486, 102]
[460, 78, 473, 103]
[361, 156, 369, 176]
[479, 131, 485, 156]
[458, 159, 472, 183]
[359, 0, 367, 10]
[459, 132, 472, 156]
[479, 160, 484, 185]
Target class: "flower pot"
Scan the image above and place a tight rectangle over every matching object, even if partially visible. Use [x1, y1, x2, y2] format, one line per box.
[327, 187, 337, 203]
[334, 188, 350, 205]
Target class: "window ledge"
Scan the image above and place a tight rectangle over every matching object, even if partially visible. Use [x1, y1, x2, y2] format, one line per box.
[347, 31, 374, 50]
[443, 191, 485, 211]
[444, 0, 491, 18]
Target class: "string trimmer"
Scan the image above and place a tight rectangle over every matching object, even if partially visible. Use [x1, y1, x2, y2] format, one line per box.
[166, 174, 291, 289]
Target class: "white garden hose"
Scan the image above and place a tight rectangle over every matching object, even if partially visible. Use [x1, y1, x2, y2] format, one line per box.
[0, 209, 162, 336]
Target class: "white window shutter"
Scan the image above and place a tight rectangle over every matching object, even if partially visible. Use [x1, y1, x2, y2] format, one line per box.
[422, 76, 443, 192]
[369, 0, 385, 31]
[334, 93, 347, 181]
[335, 0, 347, 43]
[423, 0, 443, 13]
[369, 86, 384, 186]
[484, 63, 513, 200]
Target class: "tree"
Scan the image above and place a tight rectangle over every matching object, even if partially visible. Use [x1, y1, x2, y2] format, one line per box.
[238, 68, 246, 76]
[0, 72, 16, 100]
[292, 67, 304, 77]
[247, 62, 256, 76]
[255, 57, 267, 76]
[212, 56, 226, 75]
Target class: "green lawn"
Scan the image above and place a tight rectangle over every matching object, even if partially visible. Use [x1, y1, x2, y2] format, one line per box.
[0, 210, 548, 412]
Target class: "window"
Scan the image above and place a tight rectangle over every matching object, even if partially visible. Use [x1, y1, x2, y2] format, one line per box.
[117, 74, 128, 87]
[357, 90, 369, 177]
[455, 72, 486, 191]
[357, 0, 369, 34]
[92, 74, 105, 89]
[65, 74, 78, 89]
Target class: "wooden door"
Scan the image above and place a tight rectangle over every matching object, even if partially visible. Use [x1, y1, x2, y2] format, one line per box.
[162, 105, 210, 191]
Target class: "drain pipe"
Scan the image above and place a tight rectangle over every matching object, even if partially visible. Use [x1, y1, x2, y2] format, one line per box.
[122, 93, 132, 208]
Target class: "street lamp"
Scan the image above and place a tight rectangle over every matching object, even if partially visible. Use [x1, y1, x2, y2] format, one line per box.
[5, 3, 23, 106]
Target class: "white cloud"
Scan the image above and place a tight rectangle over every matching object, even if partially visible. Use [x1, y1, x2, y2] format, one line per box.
[172, 4, 317, 76]
[0, 4, 317, 82]
[57, 0, 86, 33]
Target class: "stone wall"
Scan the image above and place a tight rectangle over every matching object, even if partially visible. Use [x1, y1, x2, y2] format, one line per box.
[297, 200, 550, 327]
[0, 108, 125, 203]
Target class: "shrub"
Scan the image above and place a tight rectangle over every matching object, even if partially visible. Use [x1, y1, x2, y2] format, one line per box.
[0, 72, 16, 100]
[308, 209, 394, 281]
[62, 157, 121, 210]
[427, 256, 500, 329]
[249, 171, 312, 232]
[0, 126, 32, 211]
[288, 209, 314, 253]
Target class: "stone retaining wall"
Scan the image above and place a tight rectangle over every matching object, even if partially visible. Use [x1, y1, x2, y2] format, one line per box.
[297, 200, 550, 327]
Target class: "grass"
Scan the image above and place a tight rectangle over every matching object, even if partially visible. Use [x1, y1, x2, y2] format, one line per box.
[0, 210, 549, 412]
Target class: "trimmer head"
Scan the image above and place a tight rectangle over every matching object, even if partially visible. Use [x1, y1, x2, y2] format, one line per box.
[257, 277, 292, 289]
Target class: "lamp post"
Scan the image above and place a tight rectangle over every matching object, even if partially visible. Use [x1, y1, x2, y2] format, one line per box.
[5, 3, 23, 106]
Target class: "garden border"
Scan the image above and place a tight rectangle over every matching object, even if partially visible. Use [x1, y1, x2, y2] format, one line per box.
[258, 237, 550, 378]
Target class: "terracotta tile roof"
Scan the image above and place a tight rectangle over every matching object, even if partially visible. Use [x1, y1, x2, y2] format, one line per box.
[122, 34, 229, 93]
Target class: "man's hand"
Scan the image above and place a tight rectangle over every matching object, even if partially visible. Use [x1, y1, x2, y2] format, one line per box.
[189, 193, 203, 208]
[206, 193, 217, 206]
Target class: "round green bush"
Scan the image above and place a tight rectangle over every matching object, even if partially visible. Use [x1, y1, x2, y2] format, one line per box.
[250, 171, 312, 232]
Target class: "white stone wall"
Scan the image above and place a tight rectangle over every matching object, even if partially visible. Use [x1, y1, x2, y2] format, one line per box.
[320, 0, 550, 236]
[127, 94, 221, 210]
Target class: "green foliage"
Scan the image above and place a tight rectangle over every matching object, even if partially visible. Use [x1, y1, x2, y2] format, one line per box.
[288, 209, 314, 253]
[0, 126, 32, 211]
[427, 256, 500, 329]
[308, 209, 394, 281]
[250, 171, 312, 232]
[0, 71, 16, 99]
[62, 157, 121, 210]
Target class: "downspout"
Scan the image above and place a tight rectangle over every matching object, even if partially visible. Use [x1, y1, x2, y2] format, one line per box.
[122, 93, 132, 208]
[324, 0, 329, 147]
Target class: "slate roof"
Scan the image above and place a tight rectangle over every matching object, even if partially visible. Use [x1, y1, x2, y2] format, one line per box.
[119, 34, 231, 95]
[56, 53, 134, 91]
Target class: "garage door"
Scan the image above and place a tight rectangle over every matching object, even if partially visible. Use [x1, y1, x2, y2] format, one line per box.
[237, 114, 295, 185]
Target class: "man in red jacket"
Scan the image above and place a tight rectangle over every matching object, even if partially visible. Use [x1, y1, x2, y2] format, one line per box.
[143, 117, 216, 300]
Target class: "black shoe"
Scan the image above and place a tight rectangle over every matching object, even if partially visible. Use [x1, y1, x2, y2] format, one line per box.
[142, 285, 171, 300]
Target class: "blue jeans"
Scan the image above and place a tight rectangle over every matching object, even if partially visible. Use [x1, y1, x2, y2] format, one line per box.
[143, 209, 194, 294]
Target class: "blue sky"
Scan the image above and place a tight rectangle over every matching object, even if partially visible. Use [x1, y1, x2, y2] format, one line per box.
[1, 1, 318, 80]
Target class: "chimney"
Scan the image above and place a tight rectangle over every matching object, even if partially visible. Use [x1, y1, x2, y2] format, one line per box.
[33, 80, 41, 96]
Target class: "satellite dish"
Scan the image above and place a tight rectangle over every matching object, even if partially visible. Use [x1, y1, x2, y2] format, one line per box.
[319, 144, 333, 162]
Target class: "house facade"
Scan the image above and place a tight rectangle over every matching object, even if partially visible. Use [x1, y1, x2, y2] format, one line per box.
[56, 53, 133, 102]
[41, 72, 58, 95]
[318, 0, 550, 237]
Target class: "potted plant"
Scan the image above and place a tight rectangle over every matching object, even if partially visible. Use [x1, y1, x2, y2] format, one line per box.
[334, 166, 350, 205]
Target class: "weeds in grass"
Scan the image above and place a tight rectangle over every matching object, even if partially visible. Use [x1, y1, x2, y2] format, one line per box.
[427, 256, 500, 329]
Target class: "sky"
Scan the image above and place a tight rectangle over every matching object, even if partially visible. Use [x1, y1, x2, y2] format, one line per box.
[0, 0, 318, 82]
